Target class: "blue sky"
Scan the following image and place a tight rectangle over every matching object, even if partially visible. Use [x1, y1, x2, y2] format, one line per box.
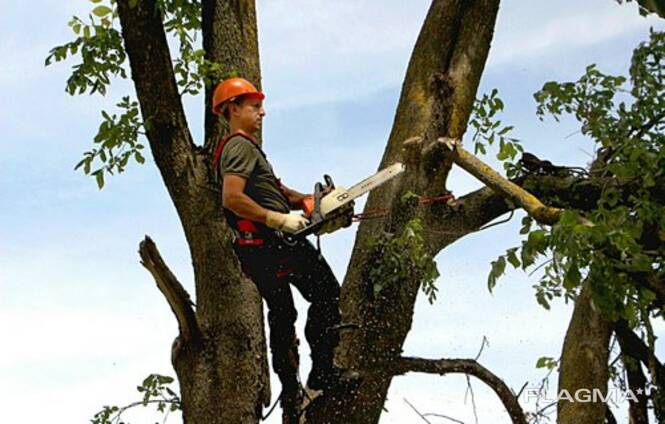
[0, 1, 663, 423]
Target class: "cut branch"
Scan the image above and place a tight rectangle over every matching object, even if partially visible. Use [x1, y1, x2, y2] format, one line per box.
[392, 356, 527, 424]
[139, 236, 201, 344]
[439, 137, 564, 225]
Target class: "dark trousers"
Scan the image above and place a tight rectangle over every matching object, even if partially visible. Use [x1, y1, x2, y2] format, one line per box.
[233, 237, 341, 390]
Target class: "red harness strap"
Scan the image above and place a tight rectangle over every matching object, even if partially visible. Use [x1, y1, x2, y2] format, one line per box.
[212, 132, 259, 171]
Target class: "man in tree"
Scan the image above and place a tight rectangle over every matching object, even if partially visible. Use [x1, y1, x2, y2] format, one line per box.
[211, 77, 346, 421]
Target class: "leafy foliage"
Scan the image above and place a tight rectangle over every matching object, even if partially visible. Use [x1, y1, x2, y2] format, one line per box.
[489, 30, 665, 323]
[366, 216, 440, 304]
[91, 373, 180, 424]
[75, 96, 146, 189]
[535, 356, 558, 370]
[46, 0, 225, 187]
[469, 88, 524, 178]
[616, 0, 665, 18]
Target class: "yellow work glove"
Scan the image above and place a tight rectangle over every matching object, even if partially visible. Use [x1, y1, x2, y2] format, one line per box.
[266, 211, 309, 233]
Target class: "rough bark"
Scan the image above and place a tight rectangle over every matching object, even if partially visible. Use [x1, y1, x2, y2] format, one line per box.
[329, 1, 502, 423]
[117, 1, 269, 422]
[139, 236, 202, 346]
[202, 0, 263, 150]
[557, 282, 612, 424]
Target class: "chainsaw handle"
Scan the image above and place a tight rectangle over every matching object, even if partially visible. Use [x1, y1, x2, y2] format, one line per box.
[312, 182, 324, 222]
[323, 174, 335, 190]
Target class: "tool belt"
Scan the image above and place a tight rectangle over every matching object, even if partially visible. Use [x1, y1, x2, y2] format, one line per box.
[232, 219, 266, 246]
[231, 218, 305, 281]
[230, 218, 299, 247]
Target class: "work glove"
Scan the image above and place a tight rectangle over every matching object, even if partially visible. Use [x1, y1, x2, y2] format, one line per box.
[266, 211, 309, 233]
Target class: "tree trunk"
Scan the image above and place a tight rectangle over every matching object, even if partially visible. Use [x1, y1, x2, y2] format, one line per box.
[557, 282, 612, 424]
[327, 1, 501, 423]
[117, 1, 269, 422]
[115, 1, 599, 423]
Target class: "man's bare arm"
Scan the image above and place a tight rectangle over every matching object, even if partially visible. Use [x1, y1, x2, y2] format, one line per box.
[222, 174, 269, 224]
[280, 184, 308, 209]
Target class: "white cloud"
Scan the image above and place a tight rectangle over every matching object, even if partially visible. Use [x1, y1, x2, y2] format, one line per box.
[490, 0, 662, 66]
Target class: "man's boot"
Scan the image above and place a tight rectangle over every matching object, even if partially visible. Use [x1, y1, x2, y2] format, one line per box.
[278, 336, 303, 424]
[280, 384, 303, 424]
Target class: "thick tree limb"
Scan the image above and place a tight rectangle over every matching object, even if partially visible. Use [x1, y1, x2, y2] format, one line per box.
[336, 3, 502, 421]
[439, 137, 564, 225]
[392, 356, 527, 424]
[117, 0, 195, 158]
[616, 324, 649, 424]
[615, 319, 665, 384]
[139, 236, 201, 344]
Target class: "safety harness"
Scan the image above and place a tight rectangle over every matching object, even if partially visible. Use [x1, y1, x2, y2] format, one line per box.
[213, 132, 291, 247]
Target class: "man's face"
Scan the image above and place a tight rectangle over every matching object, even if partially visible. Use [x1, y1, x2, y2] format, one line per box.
[230, 96, 265, 133]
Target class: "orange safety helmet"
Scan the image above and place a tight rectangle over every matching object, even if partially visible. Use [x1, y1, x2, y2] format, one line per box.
[212, 77, 265, 115]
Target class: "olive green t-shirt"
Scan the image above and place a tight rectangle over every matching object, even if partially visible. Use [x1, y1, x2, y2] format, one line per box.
[219, 136, 290, 214]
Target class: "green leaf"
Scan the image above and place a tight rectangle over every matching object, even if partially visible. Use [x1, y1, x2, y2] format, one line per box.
[94, 171, 105, 189]
[507, 248, 521, 268]
[92, 5, 112, 17]
[536, 356, 556, 369]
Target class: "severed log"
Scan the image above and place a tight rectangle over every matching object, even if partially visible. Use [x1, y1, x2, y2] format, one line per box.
[437, 137, 563, 225]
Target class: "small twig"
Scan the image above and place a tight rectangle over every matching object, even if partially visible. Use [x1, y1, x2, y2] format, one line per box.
[424, 413, 466, 424]
[564, 130, 581, 140]
[474, 336, 490, 361]
[477, 210, 515, 233]
[261, 390, 282, 421]
[404, 398, 433, 424]
[516, 381, 529, 399]
[464, 375, 479, 424]
[533, 400, 557, 419]
[109, 399, 179, 424]
[528, 259, 553, 277]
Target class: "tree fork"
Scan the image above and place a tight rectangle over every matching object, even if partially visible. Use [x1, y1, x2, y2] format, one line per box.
[118, 1, 270, 422]
[334, 1, 502, 423]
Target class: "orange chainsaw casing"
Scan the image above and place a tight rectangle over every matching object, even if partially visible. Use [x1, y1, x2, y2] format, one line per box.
[301, 195, 315, 218]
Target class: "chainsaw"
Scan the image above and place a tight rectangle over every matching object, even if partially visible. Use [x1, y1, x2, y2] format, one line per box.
[295, 162, 405, 237]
